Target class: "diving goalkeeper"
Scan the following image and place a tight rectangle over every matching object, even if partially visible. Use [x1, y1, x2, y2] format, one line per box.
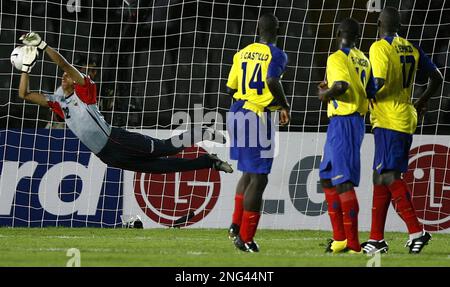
[17, 32, 233, 174]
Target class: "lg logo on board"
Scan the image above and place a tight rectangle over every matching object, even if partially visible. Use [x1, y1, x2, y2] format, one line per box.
[134, 147, 221, 227]
[405, 144, 450, 231]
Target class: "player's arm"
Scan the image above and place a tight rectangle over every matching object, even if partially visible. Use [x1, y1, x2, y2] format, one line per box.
[267, 50, 290, 125]
[18, 72, 49, 108]
[227, 87, 238, 97]
[318, 54, 349, 103]
[267, 77, 290, 125]
[44, 46, 85, 84]
[20, 32, 85, 85]
[17, 46, 49, 107]
[318, 81, 349, 103]
[413, 48, 444, 118]
[415, 69, 443, 105]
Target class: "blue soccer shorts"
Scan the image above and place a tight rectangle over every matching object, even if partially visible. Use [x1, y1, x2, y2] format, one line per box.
[373, 127, 413, 174]
[227, 100, 274, 174]
[319, 113, 365, 186]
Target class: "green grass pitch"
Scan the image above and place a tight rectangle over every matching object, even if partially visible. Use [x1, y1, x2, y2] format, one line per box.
[0, 228, 449, 267]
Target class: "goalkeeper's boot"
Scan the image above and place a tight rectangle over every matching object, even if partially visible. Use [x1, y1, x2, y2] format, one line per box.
[325, 239, 347, 253]
[209, 154, 233, 173]
[228, 223, 240, 240]
[361, 240, 389, 254]
[405, 231, 431, 254]
[234, 235, 259, 253]
[202, 125, 227, 144]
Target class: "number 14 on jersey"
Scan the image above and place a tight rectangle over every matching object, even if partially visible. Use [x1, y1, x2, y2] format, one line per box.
[241, 62, 265, 95]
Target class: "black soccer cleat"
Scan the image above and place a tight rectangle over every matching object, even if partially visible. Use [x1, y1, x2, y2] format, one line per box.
[228, 223, 240, 240]
[234, 235, 259, 253]
[406, 232, 432, 254]
[244, 241, 260, 253]
[202, 125, 227, 144]
[208, 153, 233, 173]
[361, 240, 389, 254]
[325, 239, 333, 253]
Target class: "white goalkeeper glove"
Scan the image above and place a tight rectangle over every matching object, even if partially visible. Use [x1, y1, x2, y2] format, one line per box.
[21, 46, 39, 74]
[19, 32, 48, 51]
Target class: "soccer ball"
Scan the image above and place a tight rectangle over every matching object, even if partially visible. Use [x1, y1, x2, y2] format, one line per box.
[10, 46, 25, 71]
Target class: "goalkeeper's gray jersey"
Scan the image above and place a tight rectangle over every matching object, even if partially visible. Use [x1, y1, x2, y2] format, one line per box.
[47, 86, 111, 154]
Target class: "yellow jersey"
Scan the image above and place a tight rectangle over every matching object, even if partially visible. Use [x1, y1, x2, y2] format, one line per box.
[369, 35, 437, 134]
[325, 47, 371, 118]
[226, 42, 288, 115]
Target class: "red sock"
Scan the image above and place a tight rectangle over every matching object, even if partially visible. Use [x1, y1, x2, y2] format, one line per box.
[240, 210, 261, 243]
[323, 187, 346, 241]
[369, 185, 391, 241]
[388, 179, 422, 234]
[232, 194, 244, 226]
[339, 189, 360, 251]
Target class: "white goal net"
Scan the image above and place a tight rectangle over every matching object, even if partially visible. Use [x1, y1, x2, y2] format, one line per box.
[0, 0, 449, 232]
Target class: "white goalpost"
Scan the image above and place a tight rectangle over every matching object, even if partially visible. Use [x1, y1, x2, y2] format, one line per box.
[0, 0, 448, 232]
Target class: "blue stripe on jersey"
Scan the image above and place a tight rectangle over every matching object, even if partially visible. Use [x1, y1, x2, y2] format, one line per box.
[267, 43, 287, 78]
[340, 47, 350, 56]
[366, 70, 378, 99]
[383, 36, 394, 45]
[413, 43, 438, 77]
[332, 99, 338, 108]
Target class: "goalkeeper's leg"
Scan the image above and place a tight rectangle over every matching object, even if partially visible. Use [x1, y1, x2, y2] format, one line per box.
[97, 127, 232, 173]
[104, 127, 223, 157]
[116, 154, 226, 173]
[100, 127, 181, 158]
[99, 147, 232, 173]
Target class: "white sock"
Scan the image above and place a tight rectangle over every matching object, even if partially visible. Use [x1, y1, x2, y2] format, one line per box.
[409, 231, 423, 241]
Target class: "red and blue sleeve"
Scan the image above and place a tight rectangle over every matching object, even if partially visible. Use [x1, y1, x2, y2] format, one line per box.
[267, 46, 288, 78]
[414, 44, 438, 78]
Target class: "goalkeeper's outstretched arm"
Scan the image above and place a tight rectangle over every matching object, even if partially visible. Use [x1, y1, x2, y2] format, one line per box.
[20, 32, 84, 85]
[44, 46, 85, 85]
[18, 72, 49, 108]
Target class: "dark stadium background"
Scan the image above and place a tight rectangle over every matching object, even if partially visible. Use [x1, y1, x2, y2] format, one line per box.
[1, 0, 449, 133]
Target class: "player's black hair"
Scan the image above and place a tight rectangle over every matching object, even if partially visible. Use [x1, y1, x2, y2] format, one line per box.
[258, 13, 279, 39]
[378, 6, 401, 32]
[337, 18, 361, 42]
